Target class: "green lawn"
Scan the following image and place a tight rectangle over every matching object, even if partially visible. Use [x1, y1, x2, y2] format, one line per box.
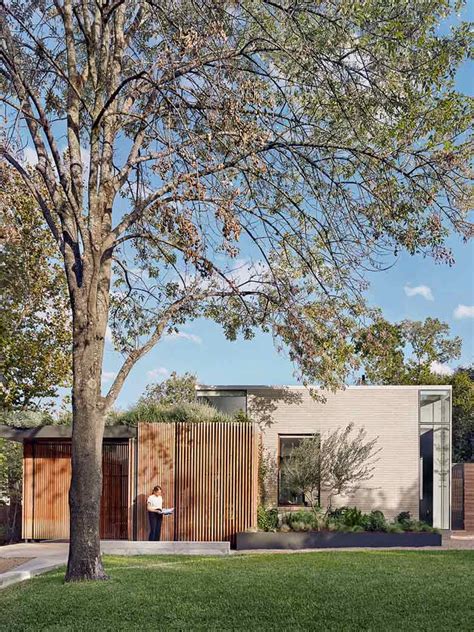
[1, 551, 473, 630]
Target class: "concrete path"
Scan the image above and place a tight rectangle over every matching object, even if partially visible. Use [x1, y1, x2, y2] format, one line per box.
[1, 534, 472, 589]
[0, 540, 230, 589]
[0, 542, 68, 589]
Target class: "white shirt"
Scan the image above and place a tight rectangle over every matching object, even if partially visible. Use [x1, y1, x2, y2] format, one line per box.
[147, 494, 163, 511]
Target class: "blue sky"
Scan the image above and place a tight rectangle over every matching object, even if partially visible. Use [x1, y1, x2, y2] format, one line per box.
[104, 230, 473, 409]
[103, 4, 474, 410]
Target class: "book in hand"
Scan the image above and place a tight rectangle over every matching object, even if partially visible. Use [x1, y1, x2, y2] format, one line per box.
[161, 508, 174, 516]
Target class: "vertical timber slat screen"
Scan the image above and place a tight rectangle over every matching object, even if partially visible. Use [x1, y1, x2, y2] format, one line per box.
[33, 442, 72, 540]
[22, 441, 130, 540]
[100, 443, 130, 540]
[136, 422, 258, 543]
[22, 442, 35, 540]
[452, 464, 464, 531]
[464, 464, 474, 532]
[136, 423, 176, 541]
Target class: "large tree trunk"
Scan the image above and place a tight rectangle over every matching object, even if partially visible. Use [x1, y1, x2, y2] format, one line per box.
[65, 313, 108, 582]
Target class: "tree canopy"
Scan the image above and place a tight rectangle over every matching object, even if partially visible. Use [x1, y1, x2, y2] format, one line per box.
[0, 164, 71, 410]
[355, 316, 473, 462]
[1, 1, 472, 396]
[282, 423, 380, 510]
[138, 371, 197, 406]
[354, 316, 462, 384]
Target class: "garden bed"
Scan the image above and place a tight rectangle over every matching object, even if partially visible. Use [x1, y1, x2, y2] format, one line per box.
[235, 530, 442, 550]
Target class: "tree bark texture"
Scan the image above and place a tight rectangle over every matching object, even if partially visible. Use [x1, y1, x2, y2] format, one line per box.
[65, 293, 109, 581]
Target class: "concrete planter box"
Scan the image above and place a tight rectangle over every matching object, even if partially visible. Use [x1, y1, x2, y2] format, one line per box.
[235, 530, 442, 550]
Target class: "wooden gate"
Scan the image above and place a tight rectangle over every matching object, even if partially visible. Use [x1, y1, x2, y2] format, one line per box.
[136, 422, 259, 543]
[23, 440, 131, 540]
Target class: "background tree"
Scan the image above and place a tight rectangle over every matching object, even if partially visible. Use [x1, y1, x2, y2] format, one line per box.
[451, 367, 474, 463]
[0, 1, 471, 580]
[283, 423, 380, 512]
[355, 317, 472, 462]
[355, 317, 462, 384]
[281, 434, 322, 512]
[0, 165, 71, 542]
[139, 372, 197, 406]
[0, 164, 71, 409]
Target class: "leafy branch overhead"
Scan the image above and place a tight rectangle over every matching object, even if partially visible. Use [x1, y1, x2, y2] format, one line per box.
[1, 1, 472, 400]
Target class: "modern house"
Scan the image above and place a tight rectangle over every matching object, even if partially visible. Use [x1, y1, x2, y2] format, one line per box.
[198, 385, 452, 530]
[0, 385, 453, 543]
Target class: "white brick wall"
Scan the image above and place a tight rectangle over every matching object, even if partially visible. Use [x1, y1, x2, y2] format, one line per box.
[248, 386, 420, 520]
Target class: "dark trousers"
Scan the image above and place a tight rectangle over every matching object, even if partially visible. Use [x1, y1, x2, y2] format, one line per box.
[148, 511, 163, 541]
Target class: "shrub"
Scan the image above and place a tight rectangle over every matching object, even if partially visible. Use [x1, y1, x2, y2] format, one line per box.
[408, 520, 436, 533]
[110, 401, 248, 426]
[363, 510, 387, 532]
[396, 511, 412, 525]
[257, 506, 279, 532]
[290, 521, 313, 532]
[420, 522, 434, 532]
[328, 506, 364, 528]
[393, 515, 437, 533]
[275, 505, 437, 535]
[326, 520, 340, 532]
[387, 523, 404, 533]
[283, 509, 318, 530]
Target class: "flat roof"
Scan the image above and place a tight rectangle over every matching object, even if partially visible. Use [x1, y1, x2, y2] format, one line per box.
[197, 384, 452, 390]
[0, 425, 136, 443]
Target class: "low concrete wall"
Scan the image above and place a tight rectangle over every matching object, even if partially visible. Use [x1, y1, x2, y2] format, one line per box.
[101, 540, 230, 556]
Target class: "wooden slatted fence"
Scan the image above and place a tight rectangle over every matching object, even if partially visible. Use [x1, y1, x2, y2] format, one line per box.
[22, 423, 259, 543]
[136, 423, 176, 542]
[136, 422, 259, 543]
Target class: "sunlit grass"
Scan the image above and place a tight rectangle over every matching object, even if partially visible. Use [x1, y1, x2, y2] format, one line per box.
[1, 551, 473, 630]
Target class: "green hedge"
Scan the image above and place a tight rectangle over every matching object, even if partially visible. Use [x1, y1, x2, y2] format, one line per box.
[108, 401, 250, 426]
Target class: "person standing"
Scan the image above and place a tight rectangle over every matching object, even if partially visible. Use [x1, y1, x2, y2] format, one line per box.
[147, 485, 163, 541]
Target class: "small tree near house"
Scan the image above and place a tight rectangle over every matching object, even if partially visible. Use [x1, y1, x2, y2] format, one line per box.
[282, 424, 380, 514]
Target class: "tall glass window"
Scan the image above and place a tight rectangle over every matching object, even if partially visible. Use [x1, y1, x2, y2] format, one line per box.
[419, 390, 451, 529]
[278, 435, 316, 506]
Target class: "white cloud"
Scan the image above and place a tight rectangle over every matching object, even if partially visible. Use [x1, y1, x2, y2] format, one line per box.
[453, 304, 474, 319]
[404, 284, 434, 301]
[22, 147, 38, 166]
[430, 361, 454, 377]
[164, 331, 202, 344]
[21, 145, 90, 177]
[147, 367, 169, 380]
[226, 258, 269, 291]
[102, 371, 117, 383]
